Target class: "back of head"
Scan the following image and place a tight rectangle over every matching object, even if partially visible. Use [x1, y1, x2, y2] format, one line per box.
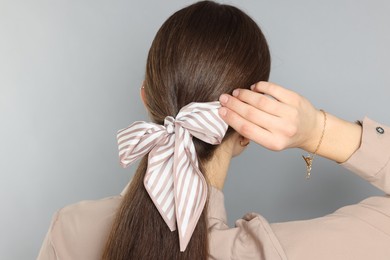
[145, 1, 270, 122]
[103, 1, 270, 259]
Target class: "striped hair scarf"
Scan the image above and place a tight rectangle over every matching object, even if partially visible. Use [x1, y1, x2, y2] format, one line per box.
[117, 101, 228, 251]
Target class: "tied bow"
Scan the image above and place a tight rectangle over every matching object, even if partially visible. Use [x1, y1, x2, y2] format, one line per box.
[117, 101, 228, 251]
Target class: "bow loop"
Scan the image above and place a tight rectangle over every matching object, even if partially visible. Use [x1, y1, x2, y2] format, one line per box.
[176, 102, 228, 144]
[117, 121, 168, 168]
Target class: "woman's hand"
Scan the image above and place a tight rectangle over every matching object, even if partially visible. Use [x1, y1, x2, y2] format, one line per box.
[218, 81, 362, 163]
[218, 82, 323, 152]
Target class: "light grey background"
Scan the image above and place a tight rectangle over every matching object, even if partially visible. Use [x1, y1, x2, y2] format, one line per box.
[1, 0, 389, 259]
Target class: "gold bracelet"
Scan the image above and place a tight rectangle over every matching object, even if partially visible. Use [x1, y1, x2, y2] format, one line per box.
[302, 109, 327, 179]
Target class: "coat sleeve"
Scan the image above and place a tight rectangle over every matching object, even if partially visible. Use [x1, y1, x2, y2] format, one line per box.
[207, 187, 287, 260]
[341, 117, 390, 194]
[37, 211, 59, 260]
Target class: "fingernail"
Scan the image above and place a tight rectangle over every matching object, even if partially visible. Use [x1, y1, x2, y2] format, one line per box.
[250, 84, 255, 90]
[232, 89, 239, 97]
[219, 94, 228, 104]
[219, 107, 227, 116]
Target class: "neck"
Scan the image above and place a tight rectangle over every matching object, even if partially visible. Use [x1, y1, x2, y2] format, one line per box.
[204, 141, 234, 190]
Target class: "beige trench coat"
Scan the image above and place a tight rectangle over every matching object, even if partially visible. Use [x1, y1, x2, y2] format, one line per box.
[38, 117, 390, 259]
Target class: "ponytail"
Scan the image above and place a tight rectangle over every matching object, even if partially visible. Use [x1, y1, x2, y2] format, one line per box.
[102, 156, 209, 259]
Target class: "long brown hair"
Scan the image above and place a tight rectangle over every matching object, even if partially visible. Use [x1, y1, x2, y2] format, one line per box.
[102, 1, 270, 259]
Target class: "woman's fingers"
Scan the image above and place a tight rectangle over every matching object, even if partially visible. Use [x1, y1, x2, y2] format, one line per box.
[219, 81, 320, 151]
[219, 93, 287, 132]
[218, 106, 278, 149]
[218, 106, 292, 151]
[251, 81, 301, 106]
[231, 88, 290, 117]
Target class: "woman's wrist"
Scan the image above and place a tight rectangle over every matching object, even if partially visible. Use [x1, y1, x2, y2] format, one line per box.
[300, 109, 327, 153]
[302, 112, 363, 163]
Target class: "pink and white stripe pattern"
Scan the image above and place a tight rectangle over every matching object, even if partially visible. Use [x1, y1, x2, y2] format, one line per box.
[117, 101, 228, 251]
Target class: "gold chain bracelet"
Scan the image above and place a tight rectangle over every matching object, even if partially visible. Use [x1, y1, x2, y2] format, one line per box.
[302, 109, 327, 179]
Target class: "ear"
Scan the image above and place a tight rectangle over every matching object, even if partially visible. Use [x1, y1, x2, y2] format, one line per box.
[232, 134, 250, 157]
[140, 82, 147, 107]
